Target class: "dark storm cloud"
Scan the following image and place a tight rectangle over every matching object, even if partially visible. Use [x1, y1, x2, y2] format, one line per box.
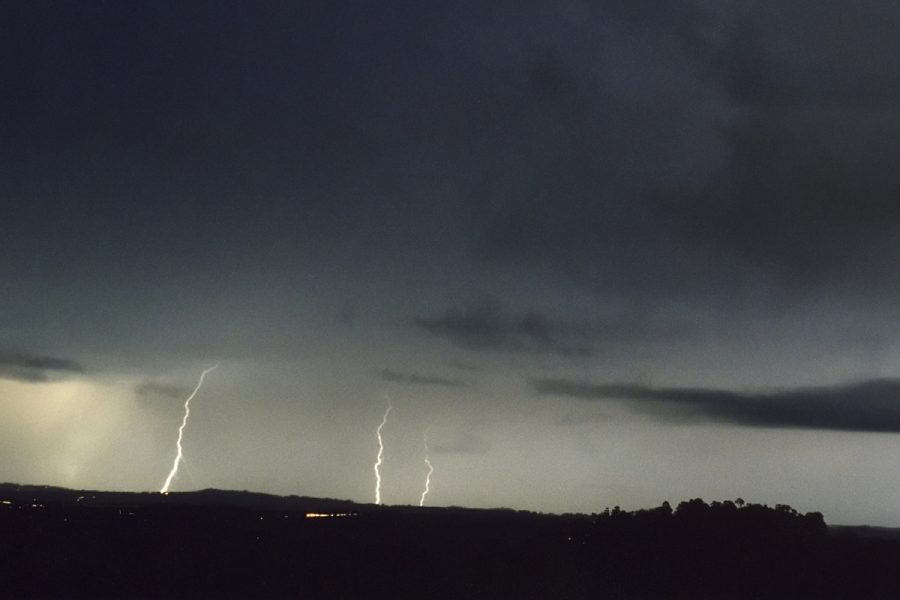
[0, 351, 84, 383]
[687, 2, 900, 110]
[2, 0, 729, 325]
[656, 2, 900, 298]
[416, 301, 593, 357]
[463, 2, 733, 296]
[459, 1, 900, 306]
[661, 111, 900, 292]
[7, 0, 900, 379]
[134, 381, 193, 400]
[2, 0, 725, 312]
[534, 378, 900, 433]
[379, 369, 463, 389]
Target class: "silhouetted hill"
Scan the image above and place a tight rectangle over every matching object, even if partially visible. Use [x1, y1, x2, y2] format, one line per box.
[830, 524, 900, 540]
[0, 482, 360, 512]
[2, 484, 899, 599]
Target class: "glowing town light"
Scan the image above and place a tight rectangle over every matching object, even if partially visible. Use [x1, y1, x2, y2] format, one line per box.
[419, 430, 434, 507]
[160, 364, 218, 494]
[373, 399, 392, 505]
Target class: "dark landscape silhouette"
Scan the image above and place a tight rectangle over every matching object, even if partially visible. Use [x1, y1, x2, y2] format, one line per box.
[2, 483, 900, 599]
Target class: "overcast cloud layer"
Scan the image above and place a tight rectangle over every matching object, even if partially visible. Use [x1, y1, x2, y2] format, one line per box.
[5, 1, 900, 526]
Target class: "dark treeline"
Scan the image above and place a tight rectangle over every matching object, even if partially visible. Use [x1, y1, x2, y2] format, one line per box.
[1, 485, 899, 599]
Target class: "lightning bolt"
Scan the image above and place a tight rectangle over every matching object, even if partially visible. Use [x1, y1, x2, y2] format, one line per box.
[373, 398, 392, 505]
[160, 364, 219, 494]
[419, 429, 434, 507]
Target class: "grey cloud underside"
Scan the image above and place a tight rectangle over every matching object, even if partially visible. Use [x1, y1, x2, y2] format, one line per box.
[134, 381, 193, 400]
[0, 351, 84, 383]
[379, 369, 463, 388]
[534, 378, 900, 433]
[446, 360, 482, 373]
[417, 301, 697, 358]
[416, 302, 593, 357]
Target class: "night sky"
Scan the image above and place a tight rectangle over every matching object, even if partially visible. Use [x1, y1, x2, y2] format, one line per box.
[5, 1, 900, 526]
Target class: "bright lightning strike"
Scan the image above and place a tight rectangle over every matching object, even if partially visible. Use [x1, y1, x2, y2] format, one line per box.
[419, 430, 434, 507]
[373, 399, 392, 505]
[160, 364, 219, 494]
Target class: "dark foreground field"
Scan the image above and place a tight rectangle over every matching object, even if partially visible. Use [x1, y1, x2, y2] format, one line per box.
[2, 483, 899, 599]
